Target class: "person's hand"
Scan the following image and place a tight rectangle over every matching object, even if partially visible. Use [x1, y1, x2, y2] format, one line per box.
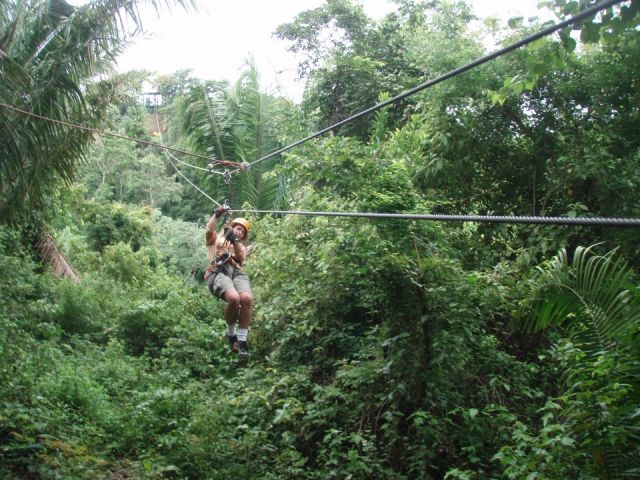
[224, 228, 238, 245]
[212, 205, 228, 218]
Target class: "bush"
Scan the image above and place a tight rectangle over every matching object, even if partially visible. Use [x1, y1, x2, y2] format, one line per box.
[83, 202, 153, 252]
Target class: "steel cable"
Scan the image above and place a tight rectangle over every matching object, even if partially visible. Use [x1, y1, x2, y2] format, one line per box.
[241, 0, 626, 172]
[0, 100, 240, 167]
[229, 209, 640, 228]
[153, 103, 223, 206]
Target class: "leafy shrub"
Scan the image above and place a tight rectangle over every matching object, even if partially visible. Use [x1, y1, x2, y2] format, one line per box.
[153, 212, 207, 280]
[99, 242, 155, 286]
[83, 202, 153, 252]
[48, 281, 102, 336]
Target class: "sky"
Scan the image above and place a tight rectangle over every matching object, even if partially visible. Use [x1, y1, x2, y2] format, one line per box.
[68, 0, 550, 101]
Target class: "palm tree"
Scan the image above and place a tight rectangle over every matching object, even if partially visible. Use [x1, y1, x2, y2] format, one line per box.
[0, 0, 194, 220]
[520, 245, 640, 478]
[173, 60, 288, 213]
[0, 0, 193, 280]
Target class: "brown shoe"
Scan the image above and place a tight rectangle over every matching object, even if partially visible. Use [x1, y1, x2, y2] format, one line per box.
[227, 335, 238, 353]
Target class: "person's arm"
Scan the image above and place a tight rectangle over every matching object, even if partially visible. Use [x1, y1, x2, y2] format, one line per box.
[205, 206, 227, 246]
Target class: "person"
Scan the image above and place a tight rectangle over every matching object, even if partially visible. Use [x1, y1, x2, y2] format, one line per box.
[204, 206, 253, 358]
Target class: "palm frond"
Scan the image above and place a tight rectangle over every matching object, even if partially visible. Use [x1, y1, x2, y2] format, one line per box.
[0, 0, 195, 220]
[520, 245, 639, 352]
[521, 246, 640, 477]
[174, 60, 286, 211]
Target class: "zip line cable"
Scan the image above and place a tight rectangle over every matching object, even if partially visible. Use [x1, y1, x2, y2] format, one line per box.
[163, 154, 222, 206]
[153, 102, 223, 206]
[0, 0, 625, 177]
[157, 147, 226, 175]
[240, 0, 627, 172]
[2, 1, 635, 228]
[167, 155, 220, 174]
[211, 0, 640, 228]
[164, 154, 221, 206]
[0, 100, 241, 168]
[228, 209, 640, 228]
[148, 93, 229, 176]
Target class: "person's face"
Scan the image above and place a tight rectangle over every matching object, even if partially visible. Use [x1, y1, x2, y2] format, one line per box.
[232, 224, 246, 241]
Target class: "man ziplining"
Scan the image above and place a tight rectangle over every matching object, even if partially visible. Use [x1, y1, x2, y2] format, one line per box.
[203, 206, 253, 358]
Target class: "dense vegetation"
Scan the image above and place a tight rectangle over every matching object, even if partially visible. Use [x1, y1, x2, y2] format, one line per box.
[1, 0, 639, 478]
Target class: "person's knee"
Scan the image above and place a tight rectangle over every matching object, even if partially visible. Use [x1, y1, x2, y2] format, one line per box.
[239, 292, 253, 308]
[224, 290, 240, 307]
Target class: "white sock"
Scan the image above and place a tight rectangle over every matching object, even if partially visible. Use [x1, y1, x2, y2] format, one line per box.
[227, 324, 236, 337]
[237, 328, 248, 342]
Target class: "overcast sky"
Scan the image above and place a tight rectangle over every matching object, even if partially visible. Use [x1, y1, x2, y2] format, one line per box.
[69, 0, 550, 101]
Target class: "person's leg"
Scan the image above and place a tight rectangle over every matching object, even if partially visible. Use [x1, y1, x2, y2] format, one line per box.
[235, 292, 253, 357]
[238, 292, 253, 329]
[233, 272, 252, 328]
[223, 288, 240, 327]
[232, 272, 252, 358]
[222, 288, 240, 353]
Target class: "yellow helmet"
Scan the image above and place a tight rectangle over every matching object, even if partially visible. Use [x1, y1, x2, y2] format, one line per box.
[231, 217, 250, 237]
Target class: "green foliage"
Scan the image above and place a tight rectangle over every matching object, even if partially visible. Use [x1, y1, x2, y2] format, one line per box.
[520, 245, 639, 344]
[47, 281, 103, 337]
[118, 297, 181, 356]
[243, 186, 552, 477]
[277, 0, 479, 138]
[274, 0, 370, 77]
[160, 61, 291, 220]
[285, 135, 420, 215]
[515, 245, 640, 477]
[493, 413, 596, 479]
[1, 1, 639, 478]
[397, 22, 639, 267]
[100, 243, 155, 285]
[153, 212, 206, 280]
[77, 104, 184, 210]
[540, 0, 640, 46]
[302, 53, 388, 138]
[0, 0, 194, 220]
[83, 202, 153, 252]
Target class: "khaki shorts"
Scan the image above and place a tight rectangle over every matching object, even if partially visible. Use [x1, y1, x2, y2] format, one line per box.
[207, 266, 251, 299]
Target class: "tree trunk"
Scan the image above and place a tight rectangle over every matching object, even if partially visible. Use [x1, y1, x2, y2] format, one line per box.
[36, 228, 80, 283]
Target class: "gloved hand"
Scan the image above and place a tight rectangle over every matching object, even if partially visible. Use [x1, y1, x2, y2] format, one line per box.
[224, 227, 238, 245]
[212, 205, 228, 218]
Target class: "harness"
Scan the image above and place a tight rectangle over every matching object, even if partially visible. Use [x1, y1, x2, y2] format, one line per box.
[204, 253, 229, 279]
[214, 251, 232, 268]
[204, 226, 243, 282]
